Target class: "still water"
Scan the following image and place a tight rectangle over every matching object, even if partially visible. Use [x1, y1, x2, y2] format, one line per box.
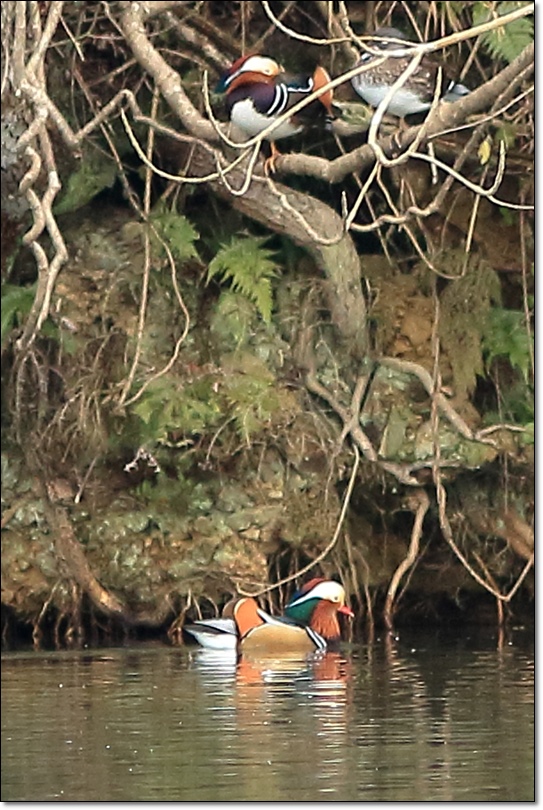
[1, 628, 534, 802]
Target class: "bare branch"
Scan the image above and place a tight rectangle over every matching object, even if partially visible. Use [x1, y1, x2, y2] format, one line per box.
[384, 489, 429, 629]
[280, 41, 534, 183]
[236, 444, 361, 598]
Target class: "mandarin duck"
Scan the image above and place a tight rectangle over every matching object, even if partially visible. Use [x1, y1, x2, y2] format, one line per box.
[184, 579, 353, 654]
[283, 578, 353, 650]
[351, 27, 470, 118]
[217, 54, 337, 172]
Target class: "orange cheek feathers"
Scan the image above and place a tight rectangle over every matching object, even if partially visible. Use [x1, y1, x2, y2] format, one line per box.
[312, 65, 334, 114]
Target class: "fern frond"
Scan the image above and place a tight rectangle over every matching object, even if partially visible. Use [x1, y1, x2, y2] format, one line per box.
[207, 236, 279, 323]
[131, 376, 221, 443]
[473, 2, 534, 64]
[224, 374, 276, 442]
[220, 352, 277, 442]
[54, 151, 117, 215]
[482, 308, 533, 383]
[1, 283, 37, 347]
[149, 202, 200, 262]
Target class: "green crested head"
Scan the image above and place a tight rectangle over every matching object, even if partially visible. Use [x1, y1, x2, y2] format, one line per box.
[284, 597, 319, 624]
[285, 579, 348, 623]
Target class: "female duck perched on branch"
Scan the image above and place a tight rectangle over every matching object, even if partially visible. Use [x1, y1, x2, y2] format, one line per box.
[184, 579, 354, 654]
[216, 54, 338, 172]
[351, 27, 470, 118]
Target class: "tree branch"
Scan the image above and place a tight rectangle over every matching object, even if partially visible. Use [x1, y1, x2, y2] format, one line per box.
[117, 1, 368, 356]
[279, 41, 534, 183]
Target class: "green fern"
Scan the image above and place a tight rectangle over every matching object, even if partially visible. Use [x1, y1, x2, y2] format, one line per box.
[207, 236, 279, 323]
[225, 375, 276, 441]
[131, 376, 221, 444]
[54, 152, 117, 215]
[149, 202, 200, 262]
[223, 362, 275, 441]
[482, 307, 533, 383]
[1, 283, 36, 348]
[473, 2, 533, 64]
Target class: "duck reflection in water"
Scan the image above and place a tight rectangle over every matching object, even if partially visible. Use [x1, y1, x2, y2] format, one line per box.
[235, 650, 353, 688]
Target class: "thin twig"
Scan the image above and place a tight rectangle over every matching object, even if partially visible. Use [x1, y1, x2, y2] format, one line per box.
[236, 444, 360, 597]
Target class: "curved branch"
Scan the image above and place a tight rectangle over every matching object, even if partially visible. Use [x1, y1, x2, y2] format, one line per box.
[44, 499, 127, 619]
[117, 2, 368, 356]
[383, 489, 429, 630]
[188, 144, 367, 356]
[118, 2, 219, 143]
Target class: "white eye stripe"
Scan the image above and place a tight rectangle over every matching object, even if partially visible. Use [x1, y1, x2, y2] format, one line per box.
[288, 582, 346, 607]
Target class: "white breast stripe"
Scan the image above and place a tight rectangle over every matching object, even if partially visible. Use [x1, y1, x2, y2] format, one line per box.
[268, 76, 315, 116]
[267, 84, 288, 115]
[307, 627, 327, 650]
[290, 77, 313, 93]
[256, 607, 291, 627]
[275, 76, 318, 114]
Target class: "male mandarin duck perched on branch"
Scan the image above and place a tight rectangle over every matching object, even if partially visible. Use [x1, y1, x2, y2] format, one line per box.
[351, 27, 470, 118]
[184, 579, 353, 654]
[216, 54, 338, 172]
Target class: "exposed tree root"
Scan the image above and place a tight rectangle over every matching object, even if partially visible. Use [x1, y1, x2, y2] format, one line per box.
[383, 490, 429, 630]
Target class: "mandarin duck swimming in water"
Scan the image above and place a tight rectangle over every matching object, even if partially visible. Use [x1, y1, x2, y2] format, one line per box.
[184, 579, 353, 654]
[283, 578, 353, 649]
[351, 27, 470, 119]
[217, 54, 337, 172]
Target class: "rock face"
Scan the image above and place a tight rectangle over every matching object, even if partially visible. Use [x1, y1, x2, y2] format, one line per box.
[0, 2, 534, 646]
[1, 438, 343, 637]
[1, 179, 533, 645]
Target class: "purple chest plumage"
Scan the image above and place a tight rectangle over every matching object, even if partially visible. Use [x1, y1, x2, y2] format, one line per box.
[226, 81, 304, 140]
[226, 82, 278, 116]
